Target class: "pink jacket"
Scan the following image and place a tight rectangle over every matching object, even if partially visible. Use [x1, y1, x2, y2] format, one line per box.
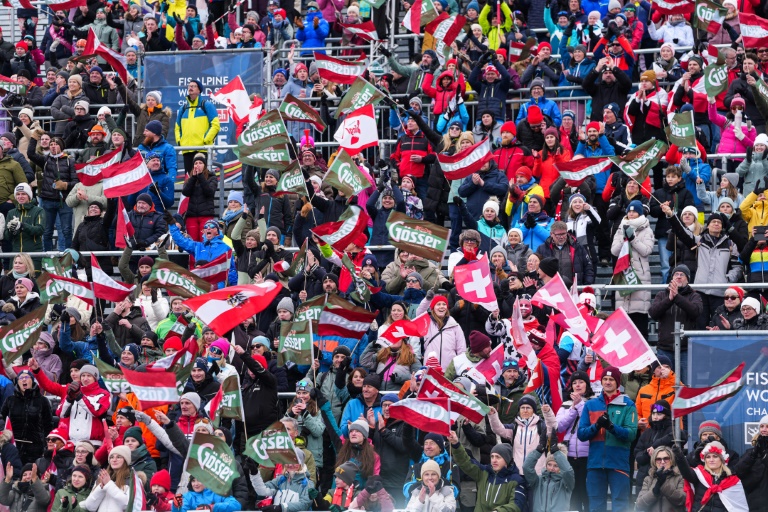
[410, 297, 466, 367]
[317, 0, 344, 24]
[489, 408, 557, 473]
[710, 102, 755, 157]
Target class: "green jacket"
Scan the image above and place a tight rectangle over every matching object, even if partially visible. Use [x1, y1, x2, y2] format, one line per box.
[479, 3, 513, 50]
[5, 202, 44, 253]
[444, 349, 484, 382]
[622, 371, 651, 402]
[522, 450, 574, 512]
[0, 156, 27, 203]
[51, 483, 90, 512]
[130, 444, 157, 485]
[155, 312, 203, 341]
[452, 441, 527, 512]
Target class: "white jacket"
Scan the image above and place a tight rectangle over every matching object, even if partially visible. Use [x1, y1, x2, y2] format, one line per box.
[648, 20, 694, 47]
[406, 485, 457, 512]
[83, 480, 129, 512]
[134, 294, 169, 331]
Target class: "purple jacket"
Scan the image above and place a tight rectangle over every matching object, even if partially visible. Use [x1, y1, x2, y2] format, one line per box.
[317, 0, 344, 24]
[556, 400, 591, 458]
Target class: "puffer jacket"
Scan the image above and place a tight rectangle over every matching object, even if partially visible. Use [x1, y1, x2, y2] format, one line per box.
[50, 88, 88, 136]
[738, 147, 768, 195]
[522, 449, 575, 512]
[132, 105, 172, 147]
[51, 483, 90, 512]
[423, 70, 461, 116]
[174, 95, 221, 150]
[635, 465, 686, 512]
[360, 344, 421, 392]
[65, 181, 107, 229]
[734, 438, 768, 511]
[62, 114, 97, 150]
[577, 392, 638, 471]
[536, 235, 595, 287]
[0, 155, 27, 203]
[516, 96, 563, 128]
[137, 136, 178, 181]
[457, 161, 509, 219]
[0, 479, 50, 512]
[505, 243, 532, 272]
[374, 417, 418, 496]
[489, 407, 556, 474]
[26, 138, 77, 201]
[668, 214, 743, 296]
[468, 60, 512, 121]
[181, 173, 219, 217]
[610, 215, 654, 313]
[556, 399, 590, 459]
[284, 403, 325, 468]
[649, 180, 695, 240]
[409, 297, 466, 367]
[367, 188, 406, 268]
[0, 379, 53, 452]
[710, 102, 755, 157]
[740, 191, 768, 236]
[248, 471, 312, 512]
[649, 284, 703, 353]
[82, 480, 128, 512]
[59, 380, 110, 443]
[634, 417, 675, 490]
[676, 446, 742, 512]
[170, 224, 231, 264]
[128, 205, 167, 247]
[636, 373, 677, 421]
[405, 482, 456, 512]
[296, 11, 330, 54]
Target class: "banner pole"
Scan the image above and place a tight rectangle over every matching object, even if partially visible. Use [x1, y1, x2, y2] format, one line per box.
[673, 321, 682, 443]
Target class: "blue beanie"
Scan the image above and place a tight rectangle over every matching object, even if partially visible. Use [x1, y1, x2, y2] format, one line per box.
[466, 0, 480, 12]
[90, 66, 103, 75]
[273, 68, 288, 79]
[227, 190, 244, 205]
[381, 393, 399, 404]
[123, 344, 140, 362]
[626, 199, 644, 215]
[423, 49, 438, 61]
[603, 102, 619, 118]
[190, 79, 204, 92]
[193, 34, 205, 44]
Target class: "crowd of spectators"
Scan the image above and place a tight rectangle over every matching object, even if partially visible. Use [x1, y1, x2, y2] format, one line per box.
[0, 0, 767, 510]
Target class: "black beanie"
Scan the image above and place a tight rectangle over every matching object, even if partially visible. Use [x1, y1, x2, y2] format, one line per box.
[538, 257, 559, 278]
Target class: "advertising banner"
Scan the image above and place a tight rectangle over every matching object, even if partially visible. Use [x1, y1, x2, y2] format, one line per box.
[687, 335, 768, 449]
[144, 51, 264, 183]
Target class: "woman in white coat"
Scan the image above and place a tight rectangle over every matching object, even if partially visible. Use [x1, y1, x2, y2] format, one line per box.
[611, 199, 655, 340]
[132, 281, 169, 331]
[409, 292, 466, 368]
[84, 446, 131, 512]
[406, 459, 457, 512]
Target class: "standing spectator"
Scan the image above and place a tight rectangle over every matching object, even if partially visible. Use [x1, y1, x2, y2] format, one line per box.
[175, 79, 221, 173]
[577, 366, 638, 512]
[468, 51, 512, 121]
[4, 184, 43, 255]
[674, 442, 749, 511]
[648, 265, 703, 382]
[137, 120, 177, 182]
[457, 159, 508, 221]
[648, 13, 694, 48]
[295, 3, 329, 55]
[181, 154, 218, 242]
[516, 79, 563, 128]
[50, 75, 88, 136]
[536, 221, 595, 287]
[726, 53, 766, 132]
[737, 134, 768, 197]
[0, 370, 53, 465]
[583, 57, 633, 122]
[125, 91, 172, 148]
[521, 43, 563, 90]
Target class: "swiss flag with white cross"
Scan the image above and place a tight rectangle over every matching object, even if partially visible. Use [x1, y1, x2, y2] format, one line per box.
[590, 309, 658, 373]
[454, 257, 498, 312]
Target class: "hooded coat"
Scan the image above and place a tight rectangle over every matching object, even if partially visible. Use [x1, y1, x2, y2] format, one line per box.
[610, 215, 654, 313]
[522, 449, 574, 512]
[635, 461, 686, 512]
[0, 379, 53, 462]
[633, 416, 676, 490]
[0, 478, 50, 512]
[451, 441, 527, 512]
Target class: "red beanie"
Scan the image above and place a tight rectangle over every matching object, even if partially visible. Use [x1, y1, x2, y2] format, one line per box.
[527, 105, 543, 125]
[586, 121, 601, 133]
[537, 42, 552, 53]
[446, 58, 457, 67]
[500, 121, 516, 135]
[163, 336, 183, 352]
[353, 232, 368, 249]
[516, 166, 533, 181]
[469, 331, 491, 353]
[726, 286, 745, 302]
[430, 295, 448, 310]
[150, 469, 171, 491]
[496, 48, 507, 60]
[602, 365, 621, 381]
[275, 8, 286, 18]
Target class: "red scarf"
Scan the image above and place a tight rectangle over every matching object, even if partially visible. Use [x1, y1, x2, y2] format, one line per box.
[684, 466, 742, 511]
[332, 485, 356, 508]
[640, 89, 664, 128]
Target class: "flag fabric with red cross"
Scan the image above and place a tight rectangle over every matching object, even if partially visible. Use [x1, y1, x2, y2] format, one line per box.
[211, 76, 251, 125]
[532, 273, 592, 343]
[590, 308, 658, 372]
[379, 312, 430, 346]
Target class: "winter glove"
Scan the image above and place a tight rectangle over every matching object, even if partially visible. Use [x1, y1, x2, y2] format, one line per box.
[135, 239, 148, 250]
[536, 432, 547, 453]
[1, 303, 13, 313]
[163, 210, 175, 226]
[172, 13, 184, 24]
[596, 412, 612, 430]
[54, 180, 68, 191]
[243, 456, 260, 473]
[66, 381, 81, 402]
[134, 410, 152, 424]
[365, 476, 384, 494]
[10, 116, 21, 127]
[377, 179, 386, 192]
[524, 213, 537, 228]
[150, 287, 158, 303]
[379, 46, 392, 58]
[624, 226, 635, 241]
[548, 430, 559, 454]
[452, 195, 464, 207]
[59, 309, 70, 325]
[754, 177, 765, 196]
[425, 289, 435, 302]
[652, 469, 667, 495]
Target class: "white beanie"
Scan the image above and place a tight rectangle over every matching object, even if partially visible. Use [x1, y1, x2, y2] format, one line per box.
[146, 90, 162, 103]
[180, 392, 201, 410]
[14, 183, 33, 200]
[19, 107, 33, 121]
[755, 133, 768, 147]
[681, 205, 698, 218]
[742, 297, 761, 312]
[483, 200, 500, 216]
[760, 414, 768, 426]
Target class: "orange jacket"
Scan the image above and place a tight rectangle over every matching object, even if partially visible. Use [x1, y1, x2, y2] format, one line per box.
[112, 394, 169, 459]
[635, 372, 677, 422]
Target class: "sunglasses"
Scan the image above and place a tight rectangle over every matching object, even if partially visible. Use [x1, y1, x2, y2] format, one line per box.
[503, 361, 518, 368]
[251, 343, 263, 350]
[46, 437, 60, 442]
[209, 346, 223, 355]
[759, 49, 768, 53]
[406, 278, 420, 283]
[656, 456, 671, 462]
[724, 295, 739, 300]
[449, 126, 461, 130]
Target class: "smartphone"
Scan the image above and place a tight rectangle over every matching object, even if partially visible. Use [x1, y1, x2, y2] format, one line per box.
[756, 226, 767, 242]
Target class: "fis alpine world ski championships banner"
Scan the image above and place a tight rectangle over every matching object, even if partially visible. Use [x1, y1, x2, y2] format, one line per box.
[144, 50, 264, 182]
[688, 335, 768, 449]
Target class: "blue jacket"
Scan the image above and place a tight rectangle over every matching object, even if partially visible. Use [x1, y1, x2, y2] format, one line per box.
[458, 162, 509, 219]
[558, 37, 595, 98]
[436, 104, 470, 133]
[577, 392, 638, 472]
[581, 0, 610, 17]
[518, 214, 554, 252]
[138, 136, 178, 182]
[317, 333, 368, 374]
[574, 135, 616, 193]
[516, 96, 563, 127]
[340, 393, 382, 437]
[130, 170, 175, 213]
[169, 225, 231, 288]
[59, 323, 98, 363]
[173, 488, 241, 512]
[682, 157, 712, 208]
[296, 11, 330, 55]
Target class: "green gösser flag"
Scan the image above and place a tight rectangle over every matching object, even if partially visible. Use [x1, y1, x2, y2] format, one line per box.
[244, 420, 299, 467]
[184, 432, 241, 495]
[279, 94, 327, 132]
[37, 271, 69, 305]
[95, 358, 131, 394]
[235, 135, 294, 171]
[386, 210, 450, 262]
[278, 320, 313, 366]
[704, 63, 729, 97]
[336, 77, 386, 118]
[238, 110, 289, 152]
[146, 259, 211, 298]
[0, 308, 46, 366]
[275, 162, 308, 196]
[219, 373, 244, 421]
[610, 139, 668, 184]
[324, 150, 372, 197]
[665, 111, 697, 148]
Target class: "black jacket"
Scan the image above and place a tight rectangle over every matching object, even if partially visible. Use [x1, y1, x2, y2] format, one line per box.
[583, 64, 633, 122]
[26, 138, 78, 202]
[734, 443, 768, 511]
[62, 114, 97, 150]
[648, 285, 703, 352]
[649, 181, 695, 239]
[725, 72, 766, 127]
[0, 382, 53, 446]
[448, 286, 490, 342]
[128, 207, 167, 247]
[633, 418, 675, 490]
[535, 235, 595, 286]
[372, 418, 420, 493]
[288, 265, 327, 300]
[83, 79, 118, 108]
[7, 294, 42, 320]
[467, 59, 512, 121]
[181, 171, 218, 218]
[240, 352, 279, 435]
[183, 373, 221, 408]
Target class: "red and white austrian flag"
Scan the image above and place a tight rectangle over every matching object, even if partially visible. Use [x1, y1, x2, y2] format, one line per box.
[590, 308, 658, 373]
[191, 251, 232, 285]
[211, 76, 251, 124]
[387, 397, 451, 435]
[122, 366, 180, 409]
[338, 21, 380, 41]
[48, 273, 95, 305]
[82, 27, 129, 82]
[334, 105, 379, 155]
[401, 0, 439, 33]
[454, 257, 498, 312]
[115, 197, 135, 249]
[183, 283, 283, 336]
[740, 13, 768, 48]
[555, 158, 612, 186]
[91, 254, 135, 302]
[102, 152, 152, 198]
[437, 138, 493, 180]
[652, 0, 694, 15]
[314, 53, 367, 85]
[75, 147, 122, 186]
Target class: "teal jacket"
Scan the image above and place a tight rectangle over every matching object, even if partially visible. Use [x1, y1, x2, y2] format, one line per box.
[577, 392, 638, 472]
[522, 450, 575, 512]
